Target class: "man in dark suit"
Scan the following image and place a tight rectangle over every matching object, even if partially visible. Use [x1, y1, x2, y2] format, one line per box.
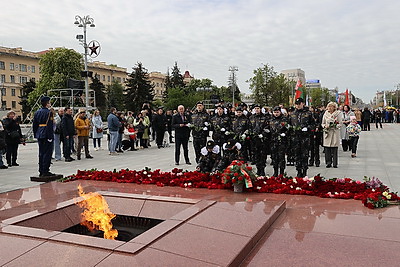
[172, 105, 192, 165]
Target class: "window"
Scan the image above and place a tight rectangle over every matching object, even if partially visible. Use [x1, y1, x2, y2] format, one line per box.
[11, 88, 16, 96]
[1, 101, 6, 108]
[12, 101, 16, 109]
[117, 77, 121, 82]
[1, 74, 5, 83]
[19, 64, 27, 72]
[31, 65, 36, 73]
[108, 76, 110, 82]
[0, 61, 5, 70]
[10, 75, 15, 83]
[1, 88, 6, 96]
[31, 78, 35, 82]
[10, 63, 14, 70]
[19, 76, 28, 84]
[112, 77, 115, 82]
[102, 75, 105, 81]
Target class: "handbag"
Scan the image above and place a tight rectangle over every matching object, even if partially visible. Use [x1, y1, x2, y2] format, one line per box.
[96, 128, 103, 133]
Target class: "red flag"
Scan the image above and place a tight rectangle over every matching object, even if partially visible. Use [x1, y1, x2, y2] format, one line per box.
[345, 89, 350, 105]
[295, 80, 304, 99]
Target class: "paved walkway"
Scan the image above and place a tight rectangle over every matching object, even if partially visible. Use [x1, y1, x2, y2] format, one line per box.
[1, 123, 399, 194]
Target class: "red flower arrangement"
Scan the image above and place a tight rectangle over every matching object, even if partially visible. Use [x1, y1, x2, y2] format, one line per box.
[61, 169, 400, 209]
[222, 160, 256, 188]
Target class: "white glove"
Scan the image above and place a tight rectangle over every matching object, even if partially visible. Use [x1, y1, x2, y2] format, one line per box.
[302, 127, 308, 132]
[241, 134, 246, 139]
[264, 128, 270, 133]
[280, 133, 286, 137]
[225, 131, 230, 135]
[47, 139, 53, 143]
[186, 123, 191, 127]
[204, 122, 209, 126]
[203, 127, 208, 131]
[220, 128, 226, 132]
[244, 130, 249, 134]
[258, 134, 263, 138]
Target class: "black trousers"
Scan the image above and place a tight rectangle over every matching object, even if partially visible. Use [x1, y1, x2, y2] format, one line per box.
[325, 146, 338, 167]
[342, 139, 350, 151]
[6, 143, 19, 165]
[38, 138, 53, 175]
[193, 137, 206, 163]
[63, 136, 73, 159]
[155, 129, 165, 147]
[349, 136, 359, 154]
[175, 136, 190, 164]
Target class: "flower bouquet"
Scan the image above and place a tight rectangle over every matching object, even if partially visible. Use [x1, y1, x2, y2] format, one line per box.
[222, 160, 256, 192]
[323, 119, 340, 132]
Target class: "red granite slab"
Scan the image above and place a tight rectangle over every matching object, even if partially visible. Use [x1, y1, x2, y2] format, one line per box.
[0, 224, 60, 240]
[150, 223, 252, 266]
[243, 228, 400, 266]
[14, 208, 75, 231]
[138, 200, 192, 219]
[97, 249, 219, 267]
[103, 196, 145, 216]
[0, 234, 46, 266]
[4, 241, 112, 267]
[271, 207, 400, 242]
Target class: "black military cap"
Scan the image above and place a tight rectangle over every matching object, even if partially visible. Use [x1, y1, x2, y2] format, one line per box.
[295, 97, 305, 104]
[273, 106, 281, 111]
[240, 102, 247, 107]
[215, 104, 223, 109]
[206, 140, 215, 149]
[253, 104, 261, 108]
[40, 96, 50, 103]
[236, 107, 243, 112]
[196, 101, 204, 105]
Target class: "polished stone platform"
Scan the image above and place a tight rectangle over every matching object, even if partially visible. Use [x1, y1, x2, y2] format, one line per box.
[30, 174, 63, 182]
[1, 180, 399, 266]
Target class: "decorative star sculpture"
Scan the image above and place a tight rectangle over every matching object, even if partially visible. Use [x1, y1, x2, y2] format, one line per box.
[88, 40, 101, 57]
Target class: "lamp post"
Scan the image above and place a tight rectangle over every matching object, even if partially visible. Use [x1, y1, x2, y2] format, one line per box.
[74, 15, 95, 109]
[229, 66, 238, 107]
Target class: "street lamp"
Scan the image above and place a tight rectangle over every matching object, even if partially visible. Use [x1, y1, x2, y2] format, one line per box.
[74, 15, 95, 109]
[229, 66, 238, 107]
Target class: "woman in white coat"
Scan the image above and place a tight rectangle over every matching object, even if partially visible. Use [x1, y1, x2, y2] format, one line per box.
[322, 102, 343, 168]
[91, 110, 103, 150]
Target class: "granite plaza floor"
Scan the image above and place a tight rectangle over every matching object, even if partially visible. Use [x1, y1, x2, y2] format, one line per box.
[0, 123, 399, 266]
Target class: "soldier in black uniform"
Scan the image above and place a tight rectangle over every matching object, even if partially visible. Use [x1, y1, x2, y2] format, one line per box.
[288, 98, 315, 178]
[32, 96, 55, 177]
[232, 107, 250, 162]
[269, 106, 289, 176]
[210, 104, 231, 150]
[286, 107, 296, 166]
[249, 104, 269, 176]
[216, 139, 244, 171]
[191, 101, 210, 163]
[196, 140, 221, 173]
[309, 106, 322, 167]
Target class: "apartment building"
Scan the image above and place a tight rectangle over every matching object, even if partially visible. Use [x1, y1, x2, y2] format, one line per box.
[0, 47, 41, 115]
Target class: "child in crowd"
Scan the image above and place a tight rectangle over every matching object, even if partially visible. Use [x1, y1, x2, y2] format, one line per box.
[346, 116, 362, 158]
[216, 139, 244, 171]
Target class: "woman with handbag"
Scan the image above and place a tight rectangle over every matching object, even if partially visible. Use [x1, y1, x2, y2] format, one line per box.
[3, 110, 23, 167]
[91, 109, 103, 151]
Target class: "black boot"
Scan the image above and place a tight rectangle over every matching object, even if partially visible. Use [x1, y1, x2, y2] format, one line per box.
[296, 170, 302, 178]
[279, 168, 285, 175]
[257, 167, 265, 176]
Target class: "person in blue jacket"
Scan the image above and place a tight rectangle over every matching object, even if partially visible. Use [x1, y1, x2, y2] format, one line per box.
[32, 96, 55, 177]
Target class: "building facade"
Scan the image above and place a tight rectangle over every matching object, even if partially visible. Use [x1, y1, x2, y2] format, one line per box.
[280, 68, 306, 85]
[0, 47, 41, 115]
[148, 71, 167, 100]
[0, 46, 128, 116]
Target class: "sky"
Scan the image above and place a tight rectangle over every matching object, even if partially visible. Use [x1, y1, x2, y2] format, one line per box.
[2, 0, 400, 103]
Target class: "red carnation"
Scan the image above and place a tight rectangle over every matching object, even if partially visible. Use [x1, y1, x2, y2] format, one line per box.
[234, 173, 239, 177]
[232, 178, 237, 183]
[246, 166, 252, 171]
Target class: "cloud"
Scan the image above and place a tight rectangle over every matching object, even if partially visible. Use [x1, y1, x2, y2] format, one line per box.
[2, 0, 400, 102]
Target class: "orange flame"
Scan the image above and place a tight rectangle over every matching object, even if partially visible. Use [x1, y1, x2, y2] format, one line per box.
[76, 185, 118, 240]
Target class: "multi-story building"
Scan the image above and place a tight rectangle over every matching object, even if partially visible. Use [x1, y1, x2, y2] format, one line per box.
[148, 71, 167, 100]
[0, 47, 41, 115]
[0, 46, 128, 116]
[280, 68, 306, 85]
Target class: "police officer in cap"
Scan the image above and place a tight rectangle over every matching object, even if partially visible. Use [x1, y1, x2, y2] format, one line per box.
[196, 140, 221, 173]
[249, 104, 269, 176]
[288, 97, 315, 178]
[269, 106, 289, 176]
[210, 104, 231, 149]
[232, 106, 250, 161]
[191, 101, 210, 163]
[33, 96, 55, 177]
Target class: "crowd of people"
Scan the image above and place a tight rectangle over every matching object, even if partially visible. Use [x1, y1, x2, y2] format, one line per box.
[0, 96, 399, 177]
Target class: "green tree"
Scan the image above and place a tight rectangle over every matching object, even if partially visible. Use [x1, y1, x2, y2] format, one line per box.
[124, 62, 154, 113]
[247, 63, 276, 106]
[164, 87, 202, 111]
[186, 78, 214, 97]
[90, 74, 107, 117]
[19, 79, 36, 119]
[170, 62, 185, 89]
[28, 48, 83, 106]
[106, 81, 124, 111]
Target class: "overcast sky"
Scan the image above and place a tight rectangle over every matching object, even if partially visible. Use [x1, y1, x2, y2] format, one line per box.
[2, 0, 400, 103]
